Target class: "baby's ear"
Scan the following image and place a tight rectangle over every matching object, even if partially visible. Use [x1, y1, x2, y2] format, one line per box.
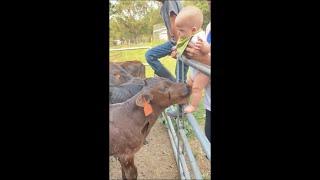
[191, 27, 197, 33]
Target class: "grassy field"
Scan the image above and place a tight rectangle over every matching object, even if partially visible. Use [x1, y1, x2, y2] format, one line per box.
[110, 40, 181, 78]
[110, 41, 205, 130]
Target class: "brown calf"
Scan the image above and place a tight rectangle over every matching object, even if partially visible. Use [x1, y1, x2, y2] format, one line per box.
[109, 77, 190, 179]
[111, 60, 145, 78]
[109, 63, 133, 86]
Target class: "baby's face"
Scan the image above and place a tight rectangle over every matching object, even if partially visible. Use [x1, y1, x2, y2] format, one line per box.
[175, 21, 194, 39]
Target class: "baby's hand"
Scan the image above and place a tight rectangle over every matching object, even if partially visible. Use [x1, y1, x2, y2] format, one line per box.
[171, 46, 177, 59]
[171, 50, 177, 59]
[184, 105, 196, 113]
[195, 37, 210, 55]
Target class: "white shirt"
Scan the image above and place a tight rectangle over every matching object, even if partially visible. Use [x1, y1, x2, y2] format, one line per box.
[204, 23, 211, 111]
[188, 25, 211, 111]
[189, 30, 206, 79]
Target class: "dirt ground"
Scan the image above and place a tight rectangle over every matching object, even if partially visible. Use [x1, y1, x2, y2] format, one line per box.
[189, 123, 212, 179]
[109, 120, 211, 180]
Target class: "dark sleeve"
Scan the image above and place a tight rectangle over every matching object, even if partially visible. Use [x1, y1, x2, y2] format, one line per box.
[167, 0, 182, 16]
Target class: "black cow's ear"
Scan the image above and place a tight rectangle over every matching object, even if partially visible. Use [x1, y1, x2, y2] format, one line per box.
[136, 91, 153, 107]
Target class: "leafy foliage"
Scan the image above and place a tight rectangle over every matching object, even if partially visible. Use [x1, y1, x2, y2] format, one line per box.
[110, 0, 162, 43]
[109, 0, 211, 44]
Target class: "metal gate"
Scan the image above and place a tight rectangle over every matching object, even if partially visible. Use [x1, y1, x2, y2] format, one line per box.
[162, 55, 211, 180]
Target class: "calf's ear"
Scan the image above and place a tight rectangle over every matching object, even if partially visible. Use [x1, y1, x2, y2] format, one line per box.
[136, 92, 153, 107]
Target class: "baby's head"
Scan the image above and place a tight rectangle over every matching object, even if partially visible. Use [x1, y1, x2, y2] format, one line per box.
[175, 6, 203, 39]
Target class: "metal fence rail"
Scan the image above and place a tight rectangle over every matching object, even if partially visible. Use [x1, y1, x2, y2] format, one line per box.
[110, 46, 151, 51]
[162, 113, 190, 180]
[180, 55, 211, 77]
[165, 105, 211, 180]
[186, 113, 211, 160]
[163, 55, 211, 179]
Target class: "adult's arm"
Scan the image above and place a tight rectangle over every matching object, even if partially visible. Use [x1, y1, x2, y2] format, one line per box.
[169, 11, 178, 43]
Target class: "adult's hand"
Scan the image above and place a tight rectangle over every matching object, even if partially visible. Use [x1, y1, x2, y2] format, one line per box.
[184, 43, 211, 66]
[184, 42, 202, 59]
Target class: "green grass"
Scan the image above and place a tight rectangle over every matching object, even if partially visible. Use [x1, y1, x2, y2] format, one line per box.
[166, 100, 205, 139]
[110, 40, 181, 78]
[110, 41, 206, 134]
[192, 99, 206, 125]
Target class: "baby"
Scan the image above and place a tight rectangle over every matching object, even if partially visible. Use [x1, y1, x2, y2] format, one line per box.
[172, 6, 211, 113]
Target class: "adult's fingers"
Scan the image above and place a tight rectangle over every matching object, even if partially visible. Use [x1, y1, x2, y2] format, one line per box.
[194, 43, 202, 50]
[197, 36, 204, 42]
[188, 42, 200, 51]
[184, 47, 194, 57]
[185, 47, 192, 53]
[187, 42, 196, 49]
[185, 46, 199, 54]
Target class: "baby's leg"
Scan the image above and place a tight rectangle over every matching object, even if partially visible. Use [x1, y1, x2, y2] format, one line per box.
[185, 73, 210, 113]
[186, 75, 193, 87]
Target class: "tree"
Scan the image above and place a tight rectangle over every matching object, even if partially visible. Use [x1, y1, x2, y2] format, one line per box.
[109, 0, 211, 45]
[109, 0, 161, 44]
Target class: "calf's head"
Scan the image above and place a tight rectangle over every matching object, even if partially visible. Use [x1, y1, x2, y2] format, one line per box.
[109, 66, 132, 86]
[135, 78, 191, 109]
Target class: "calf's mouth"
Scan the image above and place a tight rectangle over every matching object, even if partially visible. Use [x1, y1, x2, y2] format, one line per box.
[177, 84, 191, 97]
